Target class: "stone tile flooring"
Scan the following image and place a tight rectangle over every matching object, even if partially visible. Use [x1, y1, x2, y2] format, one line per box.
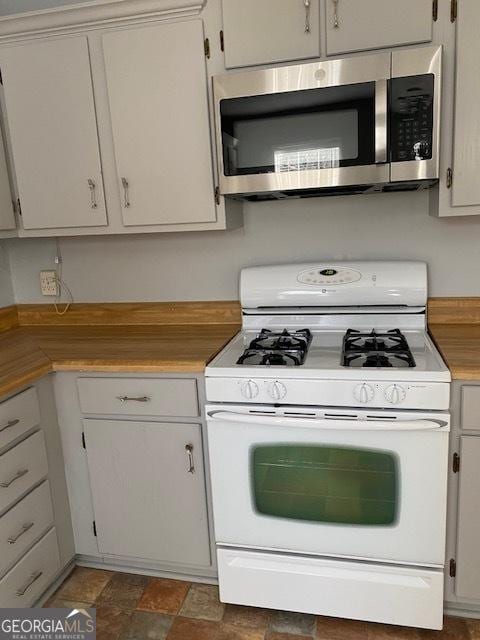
[45, 567, 480, 640]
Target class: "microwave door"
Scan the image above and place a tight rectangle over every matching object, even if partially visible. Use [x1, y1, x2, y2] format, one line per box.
[214, 53, 390, 197]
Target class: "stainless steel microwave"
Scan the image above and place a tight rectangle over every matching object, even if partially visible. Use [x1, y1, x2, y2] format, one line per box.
[213, 46, 441, 200]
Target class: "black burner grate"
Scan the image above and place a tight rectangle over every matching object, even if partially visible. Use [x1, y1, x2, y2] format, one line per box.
[342, 329, 416, 368]
[237, 329, 312, 366]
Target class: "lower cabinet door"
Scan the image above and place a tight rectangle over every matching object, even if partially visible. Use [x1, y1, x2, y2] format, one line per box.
[84, 420, 211, 567]
[455, 436, 480, 600]
[0, 528, 60, 607]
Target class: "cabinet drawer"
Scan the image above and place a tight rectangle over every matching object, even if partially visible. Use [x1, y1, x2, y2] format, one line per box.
[77, 377, 199, 417]
[461, 386, 480, 430]
[0, 527, 60, 607]
[0, 387, 40, 452]
[0, 431, 48, 515]
[0, 481, 54, 577]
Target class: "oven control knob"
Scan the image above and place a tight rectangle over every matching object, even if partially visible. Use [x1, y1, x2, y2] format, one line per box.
[384, 384, 406, 405]
[269, 381, 287, 401]
[241, 380, 259, 400]
[354, 383, 374, 404]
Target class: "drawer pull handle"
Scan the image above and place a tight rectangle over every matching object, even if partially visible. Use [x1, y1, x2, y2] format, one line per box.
[0, 468, 28, 488]
[121, 177, 130, 208]
[0, 419, 19, 433]
[16, 570, 43, 596]
[8, 522, 34, 545]
[88, 178, 98, 209]
[116, 396, 150, 403]
[185, 443, 195, 473]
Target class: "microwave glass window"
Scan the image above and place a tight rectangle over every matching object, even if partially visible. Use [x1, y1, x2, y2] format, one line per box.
[220, 82, 376, 177]
[252, 444, 397, 526]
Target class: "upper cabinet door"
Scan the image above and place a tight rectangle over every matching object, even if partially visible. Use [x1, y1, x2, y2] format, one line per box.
[0, 37, 107, 230]
[451, 0, 480, 208]
[102, 20, 217, 227]
[0, 124, 14, 231]
[222, 0, 321, 68]
[325, 0, 433, 56]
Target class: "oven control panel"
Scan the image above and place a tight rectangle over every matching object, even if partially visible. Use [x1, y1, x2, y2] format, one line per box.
[297, 267, 361, 286]
[206, 377, 450, 411]
[390, 74, 434, 163]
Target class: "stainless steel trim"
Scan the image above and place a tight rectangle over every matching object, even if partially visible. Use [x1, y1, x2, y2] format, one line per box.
[0, 418, 19, 433]
[375, 79, 388, 164]
[219, 164, 389, 196]
[116, 396, 150, 403]
[0, 468, 28, 488]
[8, 522, 34, 545]
[16, 570, 43, 597]
[390, 45, 442, 182]
[185, 443, 195, 473]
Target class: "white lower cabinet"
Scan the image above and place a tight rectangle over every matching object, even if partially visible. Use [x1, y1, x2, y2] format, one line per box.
[0, 528, 60, 608]
[454, 435, 480, 601]
[84, 419, 211, 567]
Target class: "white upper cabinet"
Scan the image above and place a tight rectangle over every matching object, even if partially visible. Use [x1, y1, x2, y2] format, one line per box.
[451, 0, 480, 208]
[325, 0, 433, 56]
[102, 20, 217, 227]
[0, 36, 107, 230]
[221, 0, 321, 68]
[0, 124, 14, 230]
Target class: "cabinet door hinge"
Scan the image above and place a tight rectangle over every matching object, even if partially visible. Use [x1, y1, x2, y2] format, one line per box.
[204, 37, 210, 59]
[82, 432, 86, 449]
[16, 198, 22, 216]
[219, 30, 224, 52]
[446, 168, 453, 189]
[432, 0, 438, 21]
[453, 452, 460, 473]
[449, 558, 457, 577]
[0, 68, 3, 85]
[451, 0, 457, 22]
[214, 186, 221, 205]
[93, 521, 97, 537]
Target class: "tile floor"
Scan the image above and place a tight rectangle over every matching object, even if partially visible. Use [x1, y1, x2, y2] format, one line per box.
[45, 567, 480, 640]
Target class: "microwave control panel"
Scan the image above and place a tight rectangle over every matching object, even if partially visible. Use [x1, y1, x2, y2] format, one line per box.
[389, 74, 434, 163]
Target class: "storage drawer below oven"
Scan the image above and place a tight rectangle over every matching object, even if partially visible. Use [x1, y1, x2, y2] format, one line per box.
[217, 547, 444, 631]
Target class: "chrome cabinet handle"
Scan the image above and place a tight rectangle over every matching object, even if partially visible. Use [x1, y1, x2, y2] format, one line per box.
[303, 0, 311, 33]
[121, 177, 130, 208]
[0, 419, 19, 434]
[116, 395, 150, 403]
[0, 469, 28, 488]
[8, 522, 34, 545]
[332, 0, 339, 28]
[87, 179, 98, 209]
[185, 443, 194, 473]
[16, 570, 43, 597]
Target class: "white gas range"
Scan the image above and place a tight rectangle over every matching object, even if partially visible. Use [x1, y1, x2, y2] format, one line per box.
[206, 261, 451, 630]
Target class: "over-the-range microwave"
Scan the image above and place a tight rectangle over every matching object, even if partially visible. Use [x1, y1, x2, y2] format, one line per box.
[213, 45, 441, 201]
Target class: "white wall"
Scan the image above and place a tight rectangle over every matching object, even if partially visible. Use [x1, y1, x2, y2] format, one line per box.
[0, 243, 14, 306]
[5, 190, 480, 303]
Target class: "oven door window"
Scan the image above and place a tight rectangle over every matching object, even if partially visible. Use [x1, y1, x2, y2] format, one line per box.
[220, 83, 376, 177]
[252, 445, 397, 526]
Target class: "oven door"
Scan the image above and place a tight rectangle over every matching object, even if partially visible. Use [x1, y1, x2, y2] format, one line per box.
[213, 52, 390, 197]
[206, 405, 449, 566]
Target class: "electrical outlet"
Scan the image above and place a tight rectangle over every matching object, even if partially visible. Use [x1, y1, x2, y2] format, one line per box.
[40, 270, 58, 296]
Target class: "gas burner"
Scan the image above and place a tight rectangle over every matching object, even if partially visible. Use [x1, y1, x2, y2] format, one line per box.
[342, 329, 416, 368]
[236, 328, 312, 366]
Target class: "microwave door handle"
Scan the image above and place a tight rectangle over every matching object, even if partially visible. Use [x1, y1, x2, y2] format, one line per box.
[207, 411, 447, 432]
[375, 79, 388, 164]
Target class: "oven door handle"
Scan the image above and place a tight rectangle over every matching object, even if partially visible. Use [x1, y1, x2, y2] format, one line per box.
[207, 411, 448, 432]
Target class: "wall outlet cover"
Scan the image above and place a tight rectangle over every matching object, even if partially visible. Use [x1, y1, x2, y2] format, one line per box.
[40, 270, 58, 296]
